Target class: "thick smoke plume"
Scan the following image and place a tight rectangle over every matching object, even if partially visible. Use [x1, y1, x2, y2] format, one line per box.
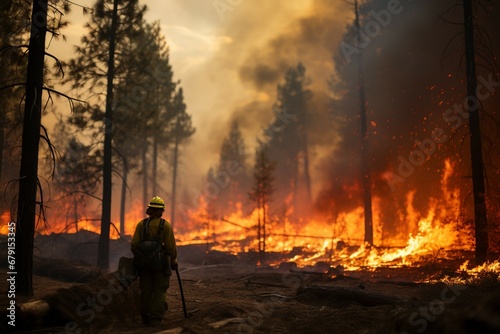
[180, 0, 500, 242]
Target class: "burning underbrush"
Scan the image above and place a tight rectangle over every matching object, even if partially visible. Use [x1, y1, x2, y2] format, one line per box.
[1, 169, 498, 285]
[2, 252, 499, 334]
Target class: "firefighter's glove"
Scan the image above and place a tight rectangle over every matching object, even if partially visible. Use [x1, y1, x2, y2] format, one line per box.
[171, 263, 178, 271]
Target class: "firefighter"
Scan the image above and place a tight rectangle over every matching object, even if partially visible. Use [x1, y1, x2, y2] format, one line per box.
[131, 196, 178, 326]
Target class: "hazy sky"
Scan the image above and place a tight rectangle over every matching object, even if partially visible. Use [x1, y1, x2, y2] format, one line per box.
[51, 0, 350, 194]
[37, 0, 500, 237]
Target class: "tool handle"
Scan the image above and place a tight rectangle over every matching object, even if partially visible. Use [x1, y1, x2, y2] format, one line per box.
[175, 268, 187, 318]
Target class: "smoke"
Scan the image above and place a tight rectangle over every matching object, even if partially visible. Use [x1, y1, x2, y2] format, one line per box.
[162, 0, 351, 197]
[168, 0, 500, 238]
[314, 0, 500, 237]
[41, 0, 499, 242]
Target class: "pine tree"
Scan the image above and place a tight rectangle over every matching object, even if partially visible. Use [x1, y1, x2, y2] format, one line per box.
[214, 120, 248, 216]
[354, 0, 373, 245]
[12, 0, 71, 295]
[65, 0, 147, 269]
[169, 87, 195, 227]
[463, 0, 488, 264]
[249, 142, 275, 261]
[112, 21, 175, 233]
[267, 63, 312, 219]
[0, 0, 30, 190]
[49, 129, 101, 232]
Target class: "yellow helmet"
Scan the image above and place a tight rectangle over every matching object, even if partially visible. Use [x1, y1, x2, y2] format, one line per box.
[148, 196, 165, 209]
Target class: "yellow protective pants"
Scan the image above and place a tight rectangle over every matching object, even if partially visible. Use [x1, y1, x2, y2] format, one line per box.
[139, 270, 171, 322]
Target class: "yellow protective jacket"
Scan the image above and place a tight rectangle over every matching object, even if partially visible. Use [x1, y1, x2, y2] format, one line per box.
[131, 217, 178, 267]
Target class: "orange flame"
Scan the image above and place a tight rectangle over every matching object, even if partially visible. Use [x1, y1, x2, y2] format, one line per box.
[0, 211, 12, 234]
[0, 159, 476, 271]
[175, 159, 470, 268]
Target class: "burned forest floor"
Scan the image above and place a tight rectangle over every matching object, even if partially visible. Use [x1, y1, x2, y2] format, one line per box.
[1, 239, 500, 334]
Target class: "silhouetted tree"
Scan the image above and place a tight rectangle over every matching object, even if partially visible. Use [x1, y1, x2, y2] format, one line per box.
[213, 120, 248, 217]
[0, 0, 30, 191]
[49, 123, 101, 232]
[65, 0, 147, 269]
[13, 0, 71, 295]
[249, 142, 275, 260]
[150, 24, 176, 197]
[463, 0, 488, 264]
[267, 63, 312, 219]
[354, 0, 373, 245]
[169, 87, 195, 227]
[112, 20, 175, 234]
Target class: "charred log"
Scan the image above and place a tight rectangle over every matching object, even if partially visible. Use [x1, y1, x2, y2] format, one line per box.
[298, 284, 406, 306]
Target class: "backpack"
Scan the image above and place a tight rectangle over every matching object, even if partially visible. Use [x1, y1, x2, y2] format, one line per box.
[133, 218, 167, 271]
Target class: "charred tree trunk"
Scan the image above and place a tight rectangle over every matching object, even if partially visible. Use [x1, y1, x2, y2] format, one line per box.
[0, 119, 4, 186]
[16, 0, 48, 295]
[152, 135, 158, 196]
[293, 159, 299, 218]
[0, 2, 11, 189]
[98, 0, 119, 270]
[303, 146, 312, 205]
[257, 199, 262, 257]
[463, 0, 488, 264]
[170, 117, 180, 227]
[298, 285, 405, 306]
[119, 161, 128, 237]
[142, 139, 148, 212]
[73, 197, 78, 232]
[262, 202, 266, 254]
[355, 0, 373, 246]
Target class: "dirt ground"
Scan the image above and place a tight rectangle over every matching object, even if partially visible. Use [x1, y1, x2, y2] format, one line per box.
[2, 256, 500, 334]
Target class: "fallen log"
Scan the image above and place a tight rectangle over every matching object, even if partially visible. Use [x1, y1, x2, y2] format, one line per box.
[245, 280, 289, 288]
[155, 328, 184, 334]
[14, 270, 140, 330]
[208, 317, 245, 329]
[33, 257, 103, 283]
[290, 269, 327, 276]
[290, 265, 344, 277]
[258, 293, 295, 299]
[16, 300, 52, 326]
[376, 280, 423, 287]
[298, 284, 406, 306]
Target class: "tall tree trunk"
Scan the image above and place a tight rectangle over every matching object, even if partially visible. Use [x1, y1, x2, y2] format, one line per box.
[98, 0, 119, 270]
[293, 159, 299, 217]
[142, 139, 148, 212]
[300, 112, 312, 209]
[0, 121, 4, 187]
[0, 2, 11, 190]
[170, 118, 180, 227]
[16, 0, 48, 295]
[303, 146, 312, 204]
[152, 135, 158, 196]
[463, 0, 488, 264]
[119, 161, 128, 238]
[73, 196, 78, 232]
[262, 201, 266, 254]
[355, 0, 373, 246]
[257, 199, 262, 256]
